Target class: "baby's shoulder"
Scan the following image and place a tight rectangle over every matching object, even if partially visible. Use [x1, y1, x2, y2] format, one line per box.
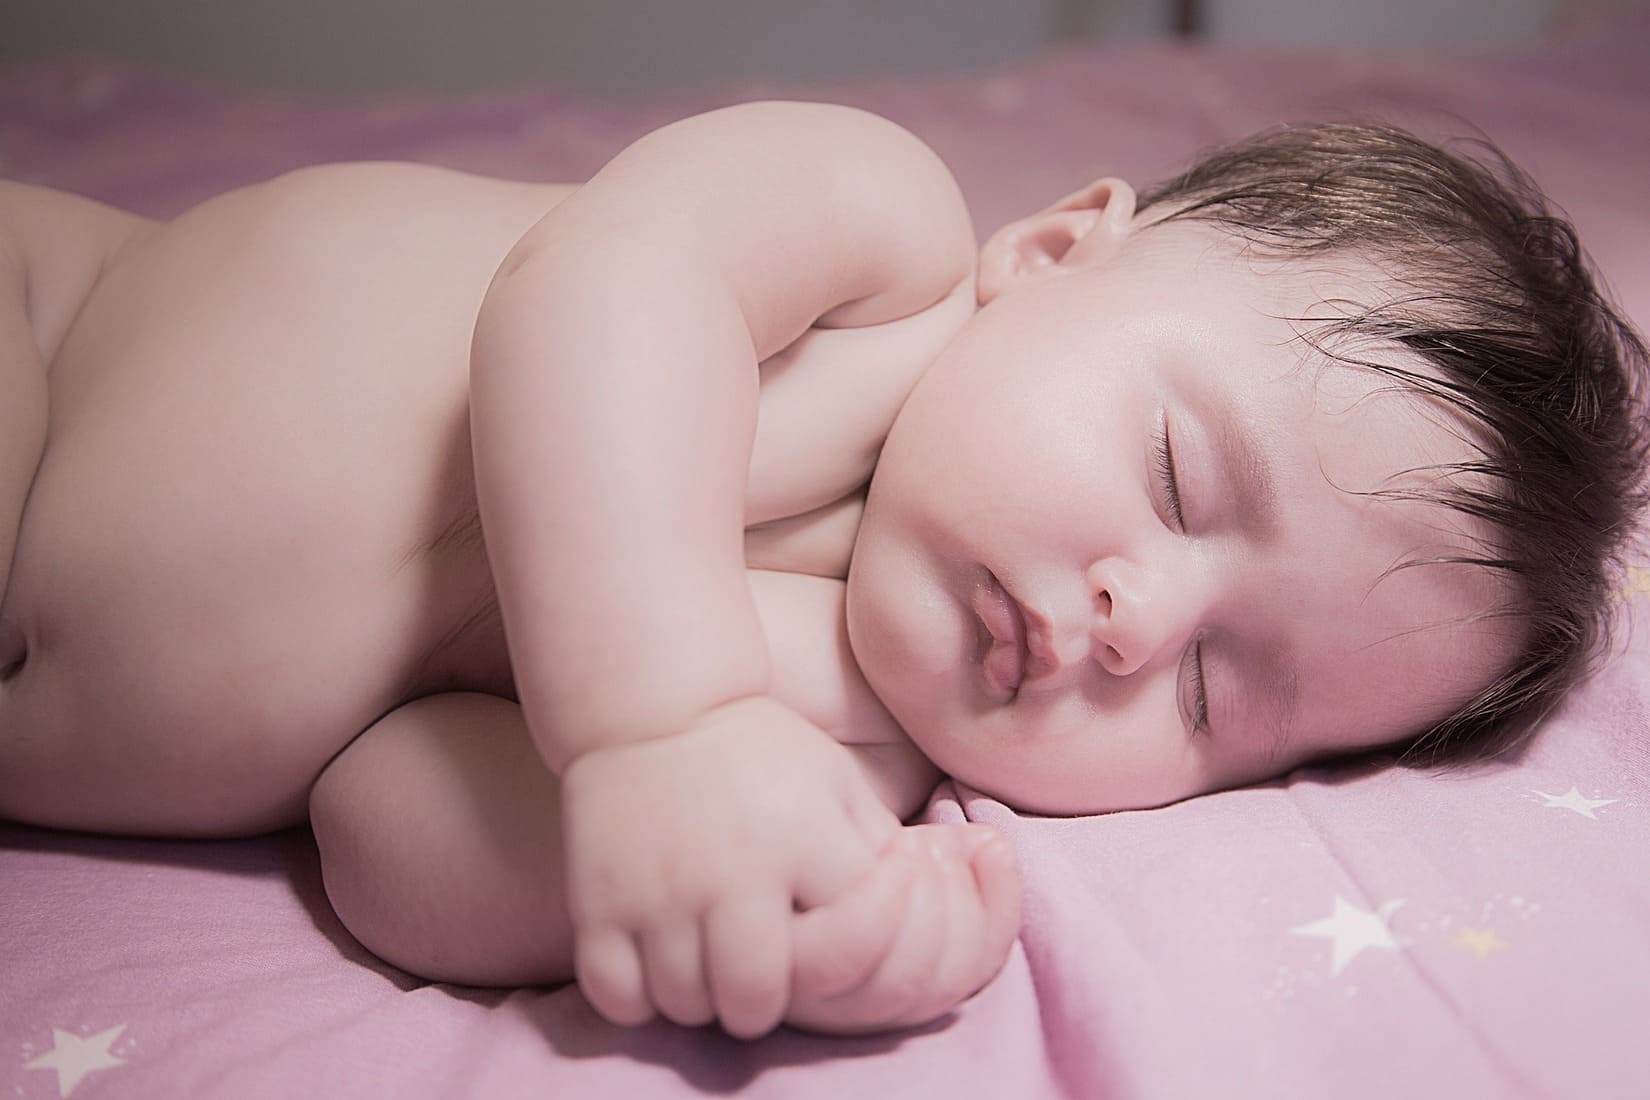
[223, 161, 569, 224]
[747, 275, 976, 529]
[147, 163, 571, 282]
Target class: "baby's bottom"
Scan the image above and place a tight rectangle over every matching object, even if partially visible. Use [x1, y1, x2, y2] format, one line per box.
[309, 693, 575, 986]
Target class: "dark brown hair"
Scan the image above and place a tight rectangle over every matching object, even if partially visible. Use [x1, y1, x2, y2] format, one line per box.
[1135, 122, 1650, 765]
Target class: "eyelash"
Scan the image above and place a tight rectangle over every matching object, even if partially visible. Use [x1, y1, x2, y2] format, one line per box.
[1188, 641, 1211, 735]
[1153, 420, 1187, 529]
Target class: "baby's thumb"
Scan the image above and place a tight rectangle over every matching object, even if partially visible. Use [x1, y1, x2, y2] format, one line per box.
[791, 830, 920, 998]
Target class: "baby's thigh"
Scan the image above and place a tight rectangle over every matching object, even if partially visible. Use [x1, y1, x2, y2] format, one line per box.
[309, 692, 573, 986]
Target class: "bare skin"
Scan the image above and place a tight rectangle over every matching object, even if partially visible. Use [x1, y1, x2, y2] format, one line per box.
[0, 108, 1015, 1037]
[0, 102, 1514, 1040]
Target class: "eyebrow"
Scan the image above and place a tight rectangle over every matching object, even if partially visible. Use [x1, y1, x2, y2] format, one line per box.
[1210, 406, 1280, 538]
[1255, 656, 1300, 761]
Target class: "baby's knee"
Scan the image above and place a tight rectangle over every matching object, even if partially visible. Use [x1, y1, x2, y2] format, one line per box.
[308, 756, 413, 964]
[310, 772, 472, 983]
[308, 698, 575, 986]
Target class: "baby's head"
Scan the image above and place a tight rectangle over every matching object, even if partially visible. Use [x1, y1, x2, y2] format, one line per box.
[847, 121, 1648, 815]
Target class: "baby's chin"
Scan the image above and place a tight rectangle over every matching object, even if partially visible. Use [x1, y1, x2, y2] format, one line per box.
[911, 730, 1253, 818]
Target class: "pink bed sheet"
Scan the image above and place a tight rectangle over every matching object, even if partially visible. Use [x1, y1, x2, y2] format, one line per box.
[4, 13, 1649, 1098]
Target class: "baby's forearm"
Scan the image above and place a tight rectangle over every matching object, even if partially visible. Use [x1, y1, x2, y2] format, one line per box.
[471, 237, 771, 772]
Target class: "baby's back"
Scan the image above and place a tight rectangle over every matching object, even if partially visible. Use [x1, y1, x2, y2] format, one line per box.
[0, 166, 569, 835]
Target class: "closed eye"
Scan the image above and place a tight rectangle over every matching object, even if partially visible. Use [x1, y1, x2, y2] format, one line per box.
[1175, 636, 1213, 736]
[1153, 416, 1186, 530]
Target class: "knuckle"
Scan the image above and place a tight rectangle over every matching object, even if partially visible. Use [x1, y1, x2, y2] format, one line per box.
[656, 993, 716, 1029]
[575, 938, 651, 1027]
[875, 966, 933, 1013]
[710, 962, 788, 1039]
[611, 998, 658, 1028]
[719, 989, 787, 1040]
[586, 979, 655, 1027]
[722, 964, 782, 1009]
[796, 939, 868, 997]
[647, 972, 712, 1027]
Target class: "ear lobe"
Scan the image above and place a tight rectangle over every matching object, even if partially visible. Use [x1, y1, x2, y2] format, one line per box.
[976, 177, 1138, 306]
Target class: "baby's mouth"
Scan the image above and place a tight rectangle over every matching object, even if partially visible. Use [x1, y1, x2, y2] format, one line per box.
[973, 571, 1027, 701]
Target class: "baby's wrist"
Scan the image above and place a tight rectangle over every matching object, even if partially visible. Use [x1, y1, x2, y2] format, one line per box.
[512, 633, 773, 772]
[556, 693, 786, 779]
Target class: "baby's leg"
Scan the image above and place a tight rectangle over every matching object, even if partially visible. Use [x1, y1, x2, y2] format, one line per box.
[308, 692, 574, 986]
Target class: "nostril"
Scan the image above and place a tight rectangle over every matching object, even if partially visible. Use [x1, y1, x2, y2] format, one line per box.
[1096, 589, 1113, 617]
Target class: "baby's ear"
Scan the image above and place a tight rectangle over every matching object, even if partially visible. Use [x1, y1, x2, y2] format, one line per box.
[976, 178, 1138, 305]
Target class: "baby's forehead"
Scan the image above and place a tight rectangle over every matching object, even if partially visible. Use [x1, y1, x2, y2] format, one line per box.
[1302, 359, 1517, 655]
[1105, 218, 1494, 497]
[1284, 368, 1505, 596]
[1298, 325, 1493, 484]
[1213, 298, 1515, 623]
[1125, 216, 1402, 305]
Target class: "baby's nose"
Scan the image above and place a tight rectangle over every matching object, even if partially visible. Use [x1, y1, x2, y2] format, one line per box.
[1085, 555, 1203, 676]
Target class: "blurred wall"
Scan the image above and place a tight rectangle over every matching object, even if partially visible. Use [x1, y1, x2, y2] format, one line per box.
[1, 0, 1639, 98]
[1204, 0, 1551, 46]
[0, 0, 1130, 97]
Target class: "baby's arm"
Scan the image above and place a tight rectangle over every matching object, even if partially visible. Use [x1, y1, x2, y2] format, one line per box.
[468, 103, 980, 1035]
[472, 102, 973, 762]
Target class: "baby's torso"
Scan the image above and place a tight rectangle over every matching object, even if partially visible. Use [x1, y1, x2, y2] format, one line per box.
[0, 165, 930, 834]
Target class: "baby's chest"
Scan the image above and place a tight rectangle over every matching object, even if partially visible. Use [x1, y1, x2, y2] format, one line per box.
[747, 569, 868, 741]
[745, 278, 973, 530]
[739, 486, 885, 738]
[745, 567, 938, 818]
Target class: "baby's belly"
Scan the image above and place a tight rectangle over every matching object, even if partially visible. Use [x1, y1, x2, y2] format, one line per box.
[0, 167, 553, 835]
[0, 490, 506, 837]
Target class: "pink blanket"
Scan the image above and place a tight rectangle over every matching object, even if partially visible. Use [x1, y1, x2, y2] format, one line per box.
[4, 14, 1648, 1098]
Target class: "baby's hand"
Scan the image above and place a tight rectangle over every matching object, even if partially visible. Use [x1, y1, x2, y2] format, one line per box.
[785, 822, 1021, 1035]
[559, 695, 900, 1038]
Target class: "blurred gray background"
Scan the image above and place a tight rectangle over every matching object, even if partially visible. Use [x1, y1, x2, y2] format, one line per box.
[1, 0, 1643, 98]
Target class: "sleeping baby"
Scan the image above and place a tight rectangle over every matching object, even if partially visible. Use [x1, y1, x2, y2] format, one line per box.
[0, 102, 1642, 1038]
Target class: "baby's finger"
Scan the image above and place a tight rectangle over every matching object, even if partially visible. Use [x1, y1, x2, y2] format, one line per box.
[703, 892, 791, 1040]
[965, 831, 1022, 994]
[843, 782, 904, 854]
[574, 928, 655, 1028]
[790, 811, 885, 913]
[641, 923, 715, 1028]
[916, 829, 993, 1018]
[847, 836, 950, 1027]
[911, 824, 1021, 1009]
[792, 829, 920, 999]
